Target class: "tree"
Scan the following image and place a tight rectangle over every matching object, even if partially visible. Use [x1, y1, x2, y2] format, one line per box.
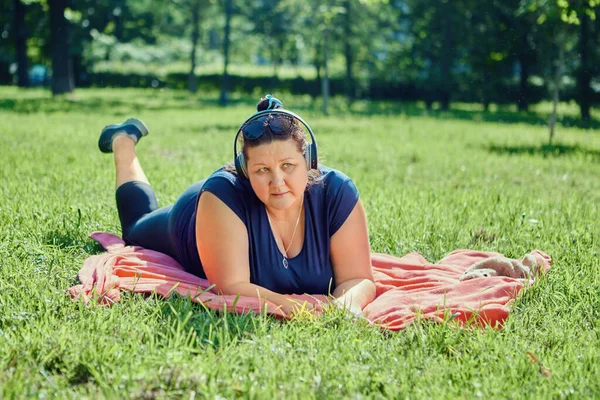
[244, 0, 296, 78]
[278, 0, 331, 112]
[521, 0, 598, 122]
[461, 1, 516, 111]
[189, 0, 201, 92]
[342, 0, 354, 102]
[312, 1, 336, 114]
[170, 0, 210, 93]
[523, 0, 572, 142]
[49, 0, 74, 95]
[14, 0, 30, 87]
[292, 0, 350, 114]
[220, 0, 232, 105]
[572, 0, 597, 121]
[491, 0, 538, 112]
[406, 0, 468, 110]
[341, 0, 388, 103]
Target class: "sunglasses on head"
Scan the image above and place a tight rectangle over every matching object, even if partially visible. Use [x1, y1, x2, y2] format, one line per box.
[240, 114, 296, 140]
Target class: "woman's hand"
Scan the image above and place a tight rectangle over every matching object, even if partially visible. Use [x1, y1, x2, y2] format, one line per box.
[332, 278, 376, 314]
[331, 297, 363, 316]
[321, 297, 371, 324]
[279, 297, 317, 316]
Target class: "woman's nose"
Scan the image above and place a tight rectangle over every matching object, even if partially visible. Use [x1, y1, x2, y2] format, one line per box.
[271, 170, 285, 186]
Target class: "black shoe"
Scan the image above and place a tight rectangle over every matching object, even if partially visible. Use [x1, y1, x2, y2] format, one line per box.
[98, 118, 149, 153]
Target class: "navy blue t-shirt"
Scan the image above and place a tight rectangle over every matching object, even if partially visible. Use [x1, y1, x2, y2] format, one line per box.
[175, 166, 359, 295]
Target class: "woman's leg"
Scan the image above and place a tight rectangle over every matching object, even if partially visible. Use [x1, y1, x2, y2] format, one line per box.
[113, 135, 149, 189]
[109, 132, 178, 258]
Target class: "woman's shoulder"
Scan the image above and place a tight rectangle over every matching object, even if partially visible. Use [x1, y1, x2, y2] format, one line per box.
[204, 167, 250, 191]
[199, 167, 255, 221]
[308, 165, 359, 205]
[315, 165, 354, 189]
[311, 166, 359, 235]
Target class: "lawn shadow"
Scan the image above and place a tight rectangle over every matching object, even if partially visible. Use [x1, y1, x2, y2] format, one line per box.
[2, 89, 598, 130]
[344, 102, 600, 130]
[0, 96, 138, 114]
[0, 92, 223, 115]
[488, 143, 600, 161]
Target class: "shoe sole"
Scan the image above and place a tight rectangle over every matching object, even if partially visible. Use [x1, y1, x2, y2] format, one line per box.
[98, 118, 149, 153]
[123, 118, 149, 137]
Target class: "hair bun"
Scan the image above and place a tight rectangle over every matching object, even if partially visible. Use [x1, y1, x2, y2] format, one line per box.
[257, 94, 284, 112]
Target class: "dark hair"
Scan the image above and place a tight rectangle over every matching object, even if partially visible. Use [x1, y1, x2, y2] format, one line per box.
[226, 96, 321, 188]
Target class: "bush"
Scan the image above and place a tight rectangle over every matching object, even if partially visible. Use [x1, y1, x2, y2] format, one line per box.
[77, 72, 166, 89]
[60, 71, 600, 106]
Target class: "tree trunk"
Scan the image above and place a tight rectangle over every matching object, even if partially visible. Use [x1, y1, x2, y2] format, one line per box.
[321, 30, 330, 115]
[188, 2, 200, 93]
[482, 63, 490, 111]
[548, 35, 565, 145]
[549, 81, 558, 145]
[548, 66, 559, 145]
[343, 0, 354, 104]
[49, 0, 74, 95]
[481, 60, 491, 112]
[439, 8, 452, 111]
[14, 0, 30, 87]
[314, 43, 322, 82]
[577, 9, 592, 122]
[516, 29, 530, 112]
[220, 0, 232, 105]
[114, 0, 124, 41]
[271, 44, 277, 77]
[272, 38, 284, 78]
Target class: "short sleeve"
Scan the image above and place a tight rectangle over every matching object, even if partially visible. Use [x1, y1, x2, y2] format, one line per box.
[198, 170, 248, 223]
[322, 169, 360, 235]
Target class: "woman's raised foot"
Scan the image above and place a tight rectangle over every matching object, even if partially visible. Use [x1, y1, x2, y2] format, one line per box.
[98, 118, 149, 153]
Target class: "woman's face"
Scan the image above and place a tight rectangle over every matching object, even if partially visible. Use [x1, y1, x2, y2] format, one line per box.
[245, 139, 308, 213]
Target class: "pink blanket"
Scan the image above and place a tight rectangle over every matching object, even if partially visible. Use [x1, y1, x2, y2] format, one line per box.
[68, 232, 551, 330]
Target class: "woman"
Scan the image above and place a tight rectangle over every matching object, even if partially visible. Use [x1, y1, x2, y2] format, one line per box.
[98, 95, 375, 316]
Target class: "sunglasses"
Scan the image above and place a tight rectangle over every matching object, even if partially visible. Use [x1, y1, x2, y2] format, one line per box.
[240, 114, 296, 140]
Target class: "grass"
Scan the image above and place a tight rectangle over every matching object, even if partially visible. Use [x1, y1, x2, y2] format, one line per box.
[0, 86, 599, 398]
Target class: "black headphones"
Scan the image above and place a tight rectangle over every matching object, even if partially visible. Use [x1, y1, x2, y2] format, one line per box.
[233, 95, 318, 178]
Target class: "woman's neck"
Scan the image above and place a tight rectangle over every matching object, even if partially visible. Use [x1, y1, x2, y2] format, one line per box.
[265, 197, 304, 223]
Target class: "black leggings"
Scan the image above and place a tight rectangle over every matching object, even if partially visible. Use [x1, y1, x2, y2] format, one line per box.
[115, 180, 205, 260]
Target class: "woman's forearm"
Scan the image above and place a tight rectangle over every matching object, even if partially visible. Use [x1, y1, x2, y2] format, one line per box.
[332, 278, 376, 314]
[219, 282, 310, 315]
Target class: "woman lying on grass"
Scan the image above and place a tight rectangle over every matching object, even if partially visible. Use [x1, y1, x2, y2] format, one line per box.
[98, 95, 375, 316]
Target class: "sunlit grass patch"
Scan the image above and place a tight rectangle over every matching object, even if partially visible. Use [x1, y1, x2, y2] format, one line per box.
[0, 87, 599, 398]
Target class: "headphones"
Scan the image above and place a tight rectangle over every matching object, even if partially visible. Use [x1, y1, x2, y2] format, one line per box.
[233, 95, 318, 178]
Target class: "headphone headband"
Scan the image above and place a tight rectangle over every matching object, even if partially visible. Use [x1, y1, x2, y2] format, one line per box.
[233, 107, 318, 178]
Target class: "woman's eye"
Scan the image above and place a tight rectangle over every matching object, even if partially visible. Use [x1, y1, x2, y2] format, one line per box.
[282, 163, 293, 168]
[257, 167, 269, 173]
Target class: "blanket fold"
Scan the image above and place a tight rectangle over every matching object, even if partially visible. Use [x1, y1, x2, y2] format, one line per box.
[68, 232, 551, 330]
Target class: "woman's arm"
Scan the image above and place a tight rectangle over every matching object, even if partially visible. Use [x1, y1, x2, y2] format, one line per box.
[223, 282, 314, 315]
[195, 191, 311, 316]
[329, 199, 376, 315]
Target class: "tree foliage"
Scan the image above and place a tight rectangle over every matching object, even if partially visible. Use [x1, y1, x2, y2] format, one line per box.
[2, 0, 598, 119]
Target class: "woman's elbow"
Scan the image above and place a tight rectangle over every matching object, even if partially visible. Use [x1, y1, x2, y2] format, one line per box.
[211, 281, 246, 296]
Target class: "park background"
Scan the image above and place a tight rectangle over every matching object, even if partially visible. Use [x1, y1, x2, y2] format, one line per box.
[2, 0, 600, 121]
[1, 0, 600, 398]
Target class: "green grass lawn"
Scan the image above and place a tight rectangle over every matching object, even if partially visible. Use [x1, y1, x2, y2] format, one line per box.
[1, 87, 599, 398]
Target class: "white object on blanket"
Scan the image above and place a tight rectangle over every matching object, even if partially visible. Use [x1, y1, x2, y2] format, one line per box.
[460, 254, 538, 281]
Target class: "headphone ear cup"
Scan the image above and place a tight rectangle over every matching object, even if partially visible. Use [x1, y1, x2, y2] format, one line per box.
[304, 145, 311, 169]
[235, 153, 248, 178]
[306, 142, 318, 170]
